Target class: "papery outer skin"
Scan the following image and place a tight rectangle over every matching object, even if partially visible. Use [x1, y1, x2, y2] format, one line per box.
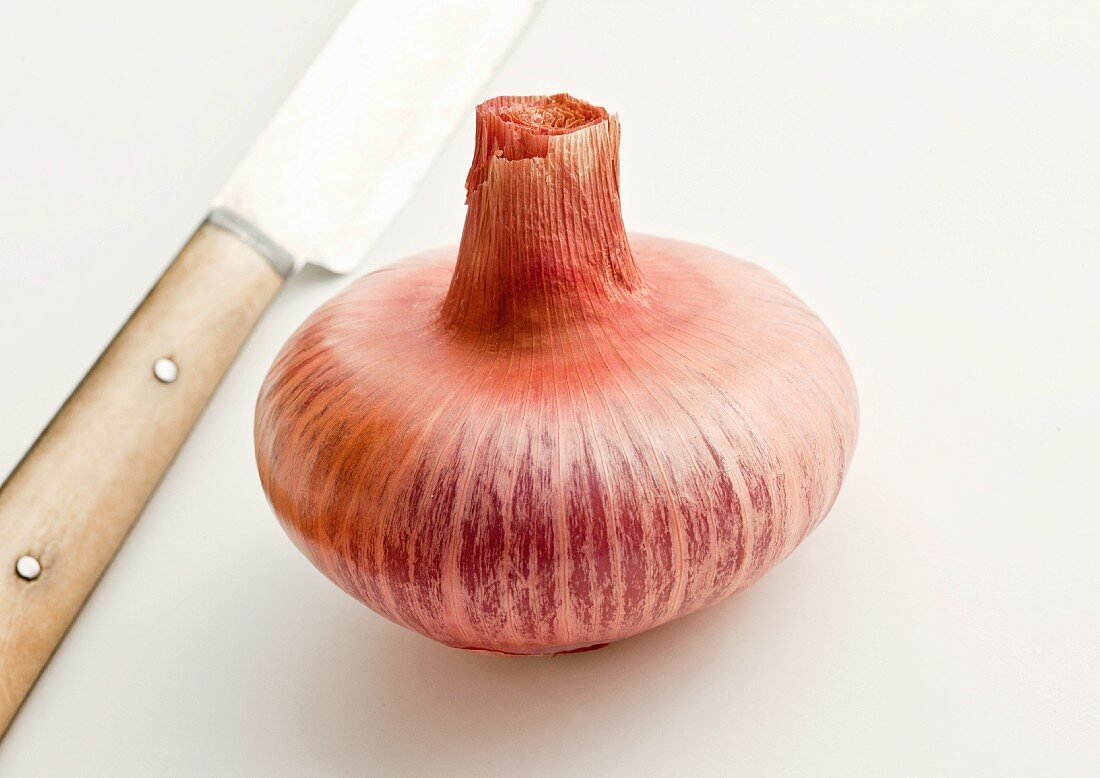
[255, 96, 859, 655]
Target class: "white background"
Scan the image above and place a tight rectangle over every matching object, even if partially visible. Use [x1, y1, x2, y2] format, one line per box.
[1, 1, 1098, 774]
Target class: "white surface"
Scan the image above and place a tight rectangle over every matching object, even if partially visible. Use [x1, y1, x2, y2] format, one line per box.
[1, 1, 1097, 774]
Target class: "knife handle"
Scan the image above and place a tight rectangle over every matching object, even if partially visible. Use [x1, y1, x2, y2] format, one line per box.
[0, 221, 284, 736]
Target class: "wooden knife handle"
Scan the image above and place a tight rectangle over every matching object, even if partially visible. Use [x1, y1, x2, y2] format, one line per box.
[0, 222, 284, 736]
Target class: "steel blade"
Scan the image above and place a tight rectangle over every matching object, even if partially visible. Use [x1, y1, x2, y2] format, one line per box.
[213, 0, 539, 274]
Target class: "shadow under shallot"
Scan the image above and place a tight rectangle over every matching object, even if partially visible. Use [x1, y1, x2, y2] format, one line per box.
[187, 511, 852, 776]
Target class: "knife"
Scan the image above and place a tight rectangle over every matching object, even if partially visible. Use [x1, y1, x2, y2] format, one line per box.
[0, 0, 539, 735]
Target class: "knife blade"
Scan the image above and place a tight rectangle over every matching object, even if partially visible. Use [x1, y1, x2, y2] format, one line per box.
[216, 0, 540, 275]
[0, 0, 540, 737]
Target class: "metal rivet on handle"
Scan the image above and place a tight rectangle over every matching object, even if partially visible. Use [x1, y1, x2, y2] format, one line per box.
[153, 357, 178, 384]
[15, 555, 42, 581]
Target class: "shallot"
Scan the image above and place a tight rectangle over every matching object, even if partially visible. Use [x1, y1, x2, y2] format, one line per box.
[255, 94, 858, 654]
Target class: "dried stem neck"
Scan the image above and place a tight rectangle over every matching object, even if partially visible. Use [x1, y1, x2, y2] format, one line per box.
[440, 95, 643, 335]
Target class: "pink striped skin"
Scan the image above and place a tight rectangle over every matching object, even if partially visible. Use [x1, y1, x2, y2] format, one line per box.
[255, 96, 858, 655]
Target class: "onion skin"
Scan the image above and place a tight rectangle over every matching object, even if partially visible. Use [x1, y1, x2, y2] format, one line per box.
[255, 95, 858, 654]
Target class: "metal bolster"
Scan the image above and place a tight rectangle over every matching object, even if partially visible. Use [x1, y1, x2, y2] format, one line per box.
[205, 208, 296, 278]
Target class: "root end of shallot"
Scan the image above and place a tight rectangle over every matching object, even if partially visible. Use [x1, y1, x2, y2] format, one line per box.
[459, 642, 611, 657]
